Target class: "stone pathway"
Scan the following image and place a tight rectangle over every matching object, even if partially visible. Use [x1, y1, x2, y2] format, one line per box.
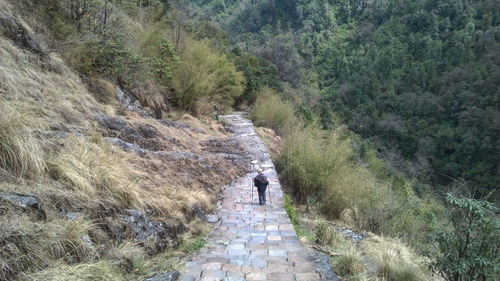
[179, 113, 337, 281]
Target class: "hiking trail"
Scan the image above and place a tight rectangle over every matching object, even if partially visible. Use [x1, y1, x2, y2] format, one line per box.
[179, 113, 337, 281]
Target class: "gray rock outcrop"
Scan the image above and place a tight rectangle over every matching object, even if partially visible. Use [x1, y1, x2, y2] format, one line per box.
[120, 210, 179, 253]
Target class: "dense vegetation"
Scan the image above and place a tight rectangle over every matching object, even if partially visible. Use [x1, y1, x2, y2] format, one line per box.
[185, 0, 500, 201]
[28, 0, 281, 117]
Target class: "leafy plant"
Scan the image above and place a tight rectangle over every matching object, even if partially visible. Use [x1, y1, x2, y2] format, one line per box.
[426, 194, 500, 281]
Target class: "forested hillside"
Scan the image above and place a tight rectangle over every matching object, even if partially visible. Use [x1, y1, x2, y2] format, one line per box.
[184, 0, 500, 201]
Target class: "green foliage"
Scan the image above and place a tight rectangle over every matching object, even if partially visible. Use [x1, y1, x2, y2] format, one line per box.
[179, 236, 206, 254]
[426, 194, 500, 281]
[171, 39, 245, 114]
[283, 193, 300, 233]
[231, 49, 281, 106]
[153, 38, 179, 81]
[187, 0, 500, 200]
[250, 88, 296, 136]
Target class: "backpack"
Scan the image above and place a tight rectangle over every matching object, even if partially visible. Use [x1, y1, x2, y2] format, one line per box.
[254, 174, 268, 189]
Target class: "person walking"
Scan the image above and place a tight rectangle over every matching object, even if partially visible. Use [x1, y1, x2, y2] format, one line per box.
[253, 168, 269, 205]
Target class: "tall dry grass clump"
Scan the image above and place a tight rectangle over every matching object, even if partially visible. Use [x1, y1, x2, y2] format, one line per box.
[0, 212, 100, 280]
[361, 236, 429, 281]
[250, 88, 296, 136]
[0, 104, 45, 179]
[46, 137, 149, 211]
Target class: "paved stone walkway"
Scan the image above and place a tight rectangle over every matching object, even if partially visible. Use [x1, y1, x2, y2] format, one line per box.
[179, 114, 337, 281]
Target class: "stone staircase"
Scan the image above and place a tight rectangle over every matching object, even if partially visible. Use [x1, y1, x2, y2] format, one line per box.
[179, 113, 337, 281]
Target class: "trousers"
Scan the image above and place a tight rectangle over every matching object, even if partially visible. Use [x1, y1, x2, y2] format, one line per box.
[257, 187, 266, 205]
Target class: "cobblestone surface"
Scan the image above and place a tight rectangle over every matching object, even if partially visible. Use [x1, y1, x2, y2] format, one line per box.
[179, 113, 337, 281]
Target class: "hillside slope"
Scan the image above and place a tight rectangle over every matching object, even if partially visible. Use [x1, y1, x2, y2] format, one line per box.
[0, 3, 248, 280]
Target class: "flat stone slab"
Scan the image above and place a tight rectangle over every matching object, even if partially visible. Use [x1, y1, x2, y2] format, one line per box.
[179, 114, 337, 281]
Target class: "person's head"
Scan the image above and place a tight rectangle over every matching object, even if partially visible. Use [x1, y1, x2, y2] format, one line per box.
[257, 168, 263, 174]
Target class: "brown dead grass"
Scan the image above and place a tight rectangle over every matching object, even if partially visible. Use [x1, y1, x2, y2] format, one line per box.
[0, 18, 246, 280]
[360, 236, 429, 281]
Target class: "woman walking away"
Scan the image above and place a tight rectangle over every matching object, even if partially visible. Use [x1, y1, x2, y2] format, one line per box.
[253, 168, 269, 205]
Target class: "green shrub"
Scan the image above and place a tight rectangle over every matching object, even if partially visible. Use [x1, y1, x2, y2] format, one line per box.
[250, 88, 296, 136]
[426, 194, 500, 281]
[283, 193, 300, 232]
[171, 39, 245, 114]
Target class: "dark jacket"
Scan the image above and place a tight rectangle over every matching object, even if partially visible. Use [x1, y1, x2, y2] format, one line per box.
[254, 174, 269, 192]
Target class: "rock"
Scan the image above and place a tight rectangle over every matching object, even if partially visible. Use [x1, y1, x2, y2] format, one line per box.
[116, 87, 132, 107]
[121, 210, 179, 253]
[205, 214, 220, 223]
[306, 249, 340, 281]
[0, 194, 40, 209]
[104, 137, 146, 155]
[0, 193, 46, 219]
[97, 114, 129, 132]
[144, 270, 180, 281]
[116, 87, 151, 117]
[201, 138, 243, 154]
[61, 211, 83, 220]
[0, 11, 42, 53]
[81, 234, 93, 248]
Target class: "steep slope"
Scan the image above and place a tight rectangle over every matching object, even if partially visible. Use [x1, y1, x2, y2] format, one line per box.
[0, 4, 248, 280]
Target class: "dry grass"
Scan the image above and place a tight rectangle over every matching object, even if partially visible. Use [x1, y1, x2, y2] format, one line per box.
[0, 211, 100, 280]
[0, 20, 245, 280]
[18, 261, 123, 281]
[46, 137, 148, 210]
[0, 104, 45, 179]
[335, 247, 366, 278]
[361, 236, 429, 281]
[0, 38, 102, 131]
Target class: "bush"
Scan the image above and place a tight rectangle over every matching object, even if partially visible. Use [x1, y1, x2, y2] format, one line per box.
[426, 194, 500, 281]
[250, 88, 296, 137]
[171, 39, 245, 114]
